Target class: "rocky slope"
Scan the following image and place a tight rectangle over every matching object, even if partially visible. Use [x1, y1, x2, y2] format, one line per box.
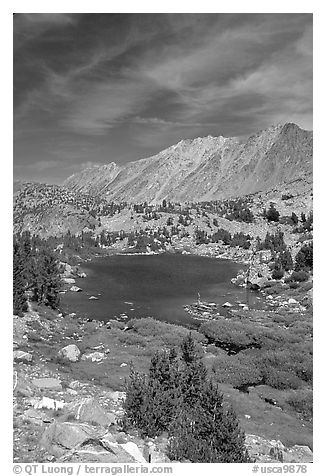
[64, 123, 312, 203]
[13, 302, 313, 463]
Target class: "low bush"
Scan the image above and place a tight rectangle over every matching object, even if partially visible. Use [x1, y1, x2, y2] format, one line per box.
[211, 354, 262, 388]
[128, 317, 206, 348]
[295, 243, 313, 270]
[289, 281, 300, 289]
[272, 267, 284, 280]
[265, 204, 280, 222]
[199, 320, 259, 351]
[262, 369, 302, 390]
[288, 271, 309, 282]
[286, 389, 313, 421]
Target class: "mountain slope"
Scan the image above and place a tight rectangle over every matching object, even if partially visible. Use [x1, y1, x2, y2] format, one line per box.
[63, 123, 312, 203]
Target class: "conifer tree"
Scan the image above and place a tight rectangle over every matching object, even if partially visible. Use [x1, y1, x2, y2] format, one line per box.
[122, 334, 250, 462]
[13, 240, 28, 315]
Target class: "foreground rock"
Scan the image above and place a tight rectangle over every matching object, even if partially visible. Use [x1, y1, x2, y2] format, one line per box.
[81, 351, 106, 362]
[13, 350, 33, 363]
[32, 378, 62, 391]
[40, 421, 100, 457]
[70, 286, 82, 292]
[246, 434, 313, 463]
[63, 397, 117, 427]
[58, 344, 81, 362]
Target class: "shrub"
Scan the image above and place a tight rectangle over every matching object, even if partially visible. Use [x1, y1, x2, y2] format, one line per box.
[199, 320, 259, 351]
[272, 267, 284, 280]
[262, 369, 302, 390]
[291, 212, 299, 225]
[211, 354, 262, 388]
[256, 347, 312, 389]
[230, 232, 251, 249]
[289, 271, 309, 282]
[289, 282, 300, 289]
[195, 229, 209, 245]
[295, 243, 313, 270]
[211, 228, 232, 245]
[258, 231, 286, 252]
[127, 317, 206, 348]
[286, 389, 313, 421]
[265, 204, 280, 222]
[278, 249, 293, 271]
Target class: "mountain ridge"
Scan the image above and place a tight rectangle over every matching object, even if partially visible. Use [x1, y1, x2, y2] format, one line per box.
[63, 122, 312, 204]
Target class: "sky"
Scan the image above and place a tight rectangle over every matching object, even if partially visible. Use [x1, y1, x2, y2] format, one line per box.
[13, 13, 313, 184]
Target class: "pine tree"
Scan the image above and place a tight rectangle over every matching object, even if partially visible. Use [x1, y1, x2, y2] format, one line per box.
[295, 243, 313, 271]
[167, 366, 250, 462]
[279, 249, 293, 271]
[122, 335, 250, 462]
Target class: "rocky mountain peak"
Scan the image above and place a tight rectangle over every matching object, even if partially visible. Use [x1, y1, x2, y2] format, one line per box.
[63, 123, 312, 203]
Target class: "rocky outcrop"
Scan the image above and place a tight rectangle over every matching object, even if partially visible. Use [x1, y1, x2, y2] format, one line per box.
[64, 123, 312, 203]
[245, 434, 313, 463]
[13, 350, 33, 363]
[32, 377, 62, 391]
[63, 397, 117, 427]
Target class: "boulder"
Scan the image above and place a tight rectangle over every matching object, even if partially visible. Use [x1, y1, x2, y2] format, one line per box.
[89, 295, 99, 300]
[79, 272, 87, 278]
[105, 391, 126, 403]
[58, 344, 81, 362]
[63, 397, 116, 427]
[40, 421, 100, 457]
[120, 442, 146, 463]
[13, 350, 33, 363]
[284, 445, 313, 463]
[60, 262, 74, 277]
[61, 438, 136, 463]
[32, 377, 62, 391]
[249, 277, 268, 290]
[222, 302, 232, 308]
[81, 351, 105, 362]
[33, 396, 65, 411]
[70, 286, 82, 292]
[14, 373, 34, 397]
[245, 434, 313, 463]
[23, 408, 50, 425]
[288, 298, 298, 304]
[62, 277, 76, 285]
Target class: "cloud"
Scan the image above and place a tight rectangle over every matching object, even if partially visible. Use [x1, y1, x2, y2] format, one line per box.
[13, 14, 313, 184]
[14, 13, 77, 49]
[59, 77, 157, 135]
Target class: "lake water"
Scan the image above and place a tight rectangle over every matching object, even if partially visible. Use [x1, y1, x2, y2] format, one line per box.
[61, 253, 261, 326]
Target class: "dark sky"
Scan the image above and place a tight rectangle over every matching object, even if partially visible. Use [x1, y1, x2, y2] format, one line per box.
[13, 13, 313, 184]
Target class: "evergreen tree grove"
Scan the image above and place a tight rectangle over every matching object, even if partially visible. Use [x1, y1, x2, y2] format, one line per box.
[13, 233, 62, 313]
[31, 248, 61, 308]
[13, 240, 28, 315]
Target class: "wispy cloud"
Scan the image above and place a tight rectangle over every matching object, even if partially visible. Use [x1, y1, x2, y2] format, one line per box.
[13, 14, 312, 183]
